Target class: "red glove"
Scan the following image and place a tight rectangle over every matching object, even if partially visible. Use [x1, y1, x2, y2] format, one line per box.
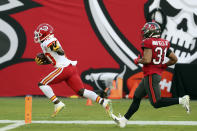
[134, 55, 141, 65]
[161, 63, 167, 69]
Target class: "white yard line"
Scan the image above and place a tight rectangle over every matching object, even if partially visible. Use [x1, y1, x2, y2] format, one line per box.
[31, 120, 197, 125]
[0, 120, 197, 131]
[0, 120, 197, 125]
[0, 121, 25, 131]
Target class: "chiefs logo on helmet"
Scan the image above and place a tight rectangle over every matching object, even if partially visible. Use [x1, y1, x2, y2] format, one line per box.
[34, 23, 54, 43]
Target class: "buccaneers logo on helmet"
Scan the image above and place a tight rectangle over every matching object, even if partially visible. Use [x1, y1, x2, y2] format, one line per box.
[141, 22, 161, 39]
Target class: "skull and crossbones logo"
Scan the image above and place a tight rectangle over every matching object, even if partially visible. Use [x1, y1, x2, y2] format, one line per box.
[145, 0, 197, 63]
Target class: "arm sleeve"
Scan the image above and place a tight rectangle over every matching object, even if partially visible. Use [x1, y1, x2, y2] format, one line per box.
[166, 48, 172, 57]
[166, 41, 172, 57]
[141, 39, 152, 49]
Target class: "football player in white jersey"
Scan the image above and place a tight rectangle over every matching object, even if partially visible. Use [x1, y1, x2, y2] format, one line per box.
[34, 23, 112, 117]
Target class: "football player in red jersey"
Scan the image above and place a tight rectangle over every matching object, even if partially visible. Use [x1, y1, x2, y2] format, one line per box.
[111, 22, 190, 128]
[34, 23, 112, 117]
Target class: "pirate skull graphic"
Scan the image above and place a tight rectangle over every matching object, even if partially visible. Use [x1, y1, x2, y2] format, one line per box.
[145, 0, 197, 63]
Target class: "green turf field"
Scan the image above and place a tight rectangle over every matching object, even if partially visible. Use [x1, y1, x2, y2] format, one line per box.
[0, 97, 197, 131]
[0, 124, 10, 128]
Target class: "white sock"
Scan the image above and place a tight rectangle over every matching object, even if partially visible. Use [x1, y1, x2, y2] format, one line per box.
[179, 97, 182, 104]
[122, 116, 128, 122]
[83, 89, 103, 103]
[39, 85, 58, 102]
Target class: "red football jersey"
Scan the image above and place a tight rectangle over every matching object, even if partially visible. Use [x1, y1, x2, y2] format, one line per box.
[141, 37, 170, 76]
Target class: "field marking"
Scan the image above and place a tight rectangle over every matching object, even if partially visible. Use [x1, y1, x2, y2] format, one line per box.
[31, 120, 197, 125]
[0, 121, 25, 131]
[1, 120, 197, 126]
[1, 120, 197, 131]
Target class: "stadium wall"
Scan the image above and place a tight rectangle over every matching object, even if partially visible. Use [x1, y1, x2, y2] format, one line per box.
[0, 0, 196, 97]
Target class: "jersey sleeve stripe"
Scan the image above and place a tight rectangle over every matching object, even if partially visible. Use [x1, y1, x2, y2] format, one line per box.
[47, 42, 53, 48]
[45, 53, 56, 66]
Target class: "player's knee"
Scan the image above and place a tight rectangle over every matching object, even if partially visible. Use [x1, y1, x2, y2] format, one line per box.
[38, 82, 44, 87]
[77, 88, 84, 96]
[151, 99, 162, 109]
[152, 102, 160, 108]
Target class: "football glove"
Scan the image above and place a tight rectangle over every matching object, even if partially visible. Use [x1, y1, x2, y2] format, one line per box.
[35, 53, 51, 65]
[35, 57, 44, 65]
[134, 55, 141, 65]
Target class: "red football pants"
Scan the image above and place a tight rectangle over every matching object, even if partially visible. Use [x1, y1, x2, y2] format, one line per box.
[40, 65, 84, 93]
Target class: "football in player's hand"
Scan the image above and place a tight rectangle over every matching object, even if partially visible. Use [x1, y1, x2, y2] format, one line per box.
[35, 53, 51, 65]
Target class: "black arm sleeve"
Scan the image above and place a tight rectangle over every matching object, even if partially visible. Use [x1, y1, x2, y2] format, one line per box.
[49, 42, 65, 56]
[56, 48, 64, 55]
[166, 48, 172, 57]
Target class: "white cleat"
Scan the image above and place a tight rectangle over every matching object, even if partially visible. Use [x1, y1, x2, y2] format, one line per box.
[111, 113, 128, 128]
[51, 101, 65, 117]
[102, 99, 113, 117]
[180, 95, 190, 114]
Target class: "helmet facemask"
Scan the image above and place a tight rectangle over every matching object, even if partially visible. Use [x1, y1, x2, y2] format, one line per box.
[34, 31, 42, 43]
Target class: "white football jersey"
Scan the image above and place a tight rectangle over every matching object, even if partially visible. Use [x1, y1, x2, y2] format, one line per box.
[40, 35, 77, 68]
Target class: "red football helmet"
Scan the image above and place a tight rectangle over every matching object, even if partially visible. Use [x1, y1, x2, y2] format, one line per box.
[141, 22, 161, 39]
[34, 23, 54, 43]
